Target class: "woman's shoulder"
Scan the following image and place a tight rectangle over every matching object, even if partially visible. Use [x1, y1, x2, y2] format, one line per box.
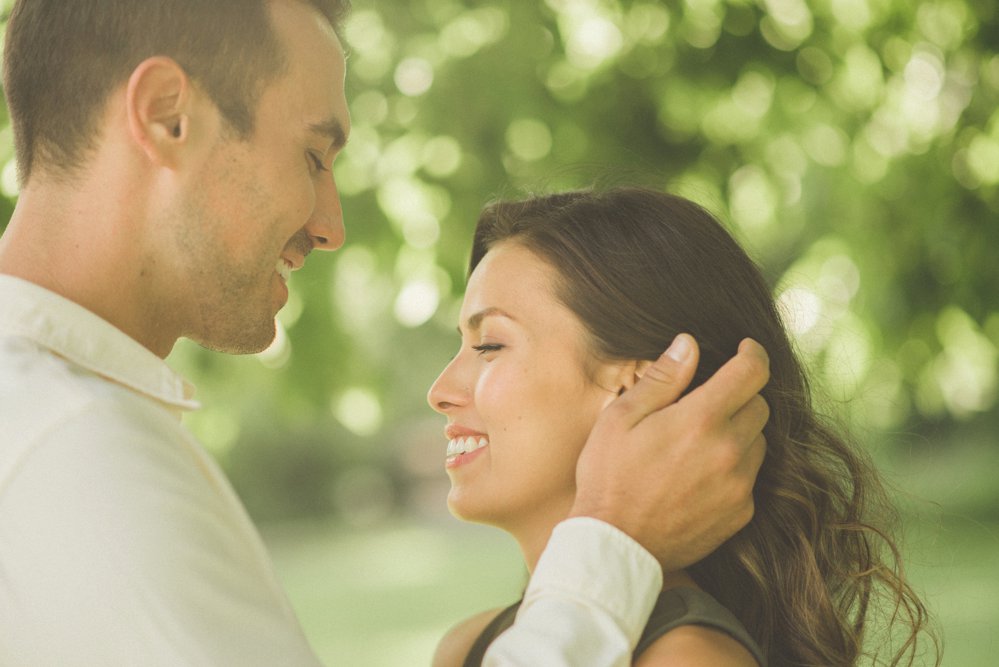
[432, 606, 508, 667]
[634, 624, 760, 666]
[635, 586, 764, 667]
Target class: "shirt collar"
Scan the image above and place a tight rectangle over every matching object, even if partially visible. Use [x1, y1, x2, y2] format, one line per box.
[0, 275, 199, 411]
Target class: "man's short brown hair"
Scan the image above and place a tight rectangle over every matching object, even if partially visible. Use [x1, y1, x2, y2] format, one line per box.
[2, 0, 350, 183]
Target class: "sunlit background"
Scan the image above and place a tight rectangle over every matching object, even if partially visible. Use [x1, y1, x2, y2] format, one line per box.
[1, 0, 997, 664]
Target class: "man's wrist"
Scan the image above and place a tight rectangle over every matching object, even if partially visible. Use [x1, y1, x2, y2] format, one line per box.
[567, 500, 652, 561]
[527, 517, 663, 644]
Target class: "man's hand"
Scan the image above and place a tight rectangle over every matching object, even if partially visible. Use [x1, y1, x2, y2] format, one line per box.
[569, 334, 769, 572]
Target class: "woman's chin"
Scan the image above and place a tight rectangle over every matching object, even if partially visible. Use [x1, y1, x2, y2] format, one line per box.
[446, 492, 480, 523]
[446, 490, 503, 528]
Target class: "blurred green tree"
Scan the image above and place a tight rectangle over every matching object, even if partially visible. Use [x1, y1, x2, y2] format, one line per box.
[1, 0, 996, 521]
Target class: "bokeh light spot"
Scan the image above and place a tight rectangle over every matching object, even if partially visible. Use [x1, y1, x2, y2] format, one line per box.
[333, 388, 384, 437]
[394, 279, 441, 328]
[506, 118, 553, 162]
[394, 58, 434, 97]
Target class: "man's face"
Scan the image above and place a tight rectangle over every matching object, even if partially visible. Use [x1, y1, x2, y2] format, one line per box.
[173, 0, 351, 354]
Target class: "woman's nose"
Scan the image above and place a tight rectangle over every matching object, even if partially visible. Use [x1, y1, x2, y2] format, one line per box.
[427, 357, 468, 414]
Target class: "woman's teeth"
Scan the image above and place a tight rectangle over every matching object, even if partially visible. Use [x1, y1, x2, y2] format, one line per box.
[446, 436, 489, 457]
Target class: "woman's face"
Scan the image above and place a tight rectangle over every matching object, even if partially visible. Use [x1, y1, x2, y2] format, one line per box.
[427, 242, 629, 542]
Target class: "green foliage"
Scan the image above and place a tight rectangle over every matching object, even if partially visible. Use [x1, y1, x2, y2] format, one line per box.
[1, 0, 997, 520]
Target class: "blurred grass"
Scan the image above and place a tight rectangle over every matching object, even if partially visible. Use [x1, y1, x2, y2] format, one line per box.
[902, 515, 999, 666]
[264, 510, 998, 666]
[879, 428, 999, 666]
[262, 518, 525, 666]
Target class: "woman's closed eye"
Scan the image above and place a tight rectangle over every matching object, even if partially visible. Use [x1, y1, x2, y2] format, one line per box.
[471, 343, 504, 355]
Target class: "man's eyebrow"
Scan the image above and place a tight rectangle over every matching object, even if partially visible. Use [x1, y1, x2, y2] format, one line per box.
[457, 307, 515, 335]
[309, 118, 348, 150]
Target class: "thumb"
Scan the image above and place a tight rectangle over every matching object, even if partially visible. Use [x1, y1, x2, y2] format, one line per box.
[613, 333, 699, 427]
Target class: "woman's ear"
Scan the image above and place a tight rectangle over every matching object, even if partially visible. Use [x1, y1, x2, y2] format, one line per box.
[594, 359, 653, 408]
[631, 359, 653, 384]
[125, 56, 192, 168]
[614, 359, 654, 396]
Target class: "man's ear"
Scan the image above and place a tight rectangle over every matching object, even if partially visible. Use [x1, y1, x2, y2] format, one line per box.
[125, 56, 192, 168]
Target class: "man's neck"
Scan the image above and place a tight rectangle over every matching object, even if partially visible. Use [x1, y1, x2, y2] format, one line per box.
[0, 181, 181, 358]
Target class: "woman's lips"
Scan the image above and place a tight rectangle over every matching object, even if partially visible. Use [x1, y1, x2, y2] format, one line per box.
[445, 441, 489, 469]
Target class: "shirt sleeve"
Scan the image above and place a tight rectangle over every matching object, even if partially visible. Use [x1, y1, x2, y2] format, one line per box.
[482, 517, 663, 667]
[0, 395, 324, 667]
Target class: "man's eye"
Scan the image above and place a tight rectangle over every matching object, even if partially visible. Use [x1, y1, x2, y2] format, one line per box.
[308, 152, 329, 173]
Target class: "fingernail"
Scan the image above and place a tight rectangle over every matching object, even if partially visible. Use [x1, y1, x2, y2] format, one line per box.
[665, 334, 692, 363]
[740, 338, 769, 364]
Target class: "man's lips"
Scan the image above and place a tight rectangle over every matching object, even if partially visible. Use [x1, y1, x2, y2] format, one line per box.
[276, 258, 293, 282]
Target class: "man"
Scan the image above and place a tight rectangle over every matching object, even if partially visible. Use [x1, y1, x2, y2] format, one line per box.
[0, 1, 769, 665]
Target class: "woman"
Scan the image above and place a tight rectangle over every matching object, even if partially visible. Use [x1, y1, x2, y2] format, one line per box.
[427, 187, 937, 666]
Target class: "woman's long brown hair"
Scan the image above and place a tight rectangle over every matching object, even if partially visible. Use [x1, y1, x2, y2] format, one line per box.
[470, 187, 940, 666]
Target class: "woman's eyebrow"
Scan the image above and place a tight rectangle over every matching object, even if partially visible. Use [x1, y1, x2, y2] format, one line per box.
[457, 307, 516, 335]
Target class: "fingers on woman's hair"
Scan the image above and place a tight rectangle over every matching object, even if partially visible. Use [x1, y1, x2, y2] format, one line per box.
[748, 432, 767, 476]
[729, 394, 770, 441]
[690, 338, 770, 418]
[612, 334, 700, 426]
[728, 432, 766, 528]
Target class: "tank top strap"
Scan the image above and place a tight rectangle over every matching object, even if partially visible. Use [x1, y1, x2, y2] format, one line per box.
[462, 587, 766, 666]
[635, 587, 766, 666]
[461, 600, 521, 667]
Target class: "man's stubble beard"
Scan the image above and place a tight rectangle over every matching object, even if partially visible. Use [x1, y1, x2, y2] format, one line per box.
[171, 201, 281, 355]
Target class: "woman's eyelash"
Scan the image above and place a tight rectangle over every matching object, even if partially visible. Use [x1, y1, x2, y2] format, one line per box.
[471, 343, 503, 354]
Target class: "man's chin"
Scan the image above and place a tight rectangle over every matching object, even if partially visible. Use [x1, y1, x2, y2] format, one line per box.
[190, 319, 277, 355]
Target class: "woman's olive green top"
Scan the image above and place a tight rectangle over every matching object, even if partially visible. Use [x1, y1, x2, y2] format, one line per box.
[462, 586, 766, 667]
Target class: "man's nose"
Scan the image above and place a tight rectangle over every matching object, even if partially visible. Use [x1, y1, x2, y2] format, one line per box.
[306, 174, 345, 251]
